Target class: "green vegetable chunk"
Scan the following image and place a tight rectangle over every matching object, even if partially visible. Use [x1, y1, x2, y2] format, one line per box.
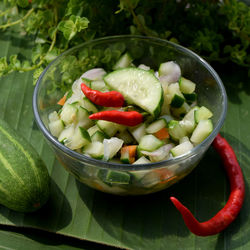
[0, 119, 50, 213]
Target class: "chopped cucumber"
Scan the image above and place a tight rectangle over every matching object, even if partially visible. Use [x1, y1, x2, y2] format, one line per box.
[60, 103, 78, 125]
[48, 111, 60, 122]
[98, 169, 130, 185]
[179, 77, 196, 94]
[194, 106, 213, 123]
[80, 97, 98, 113]
[97, 120, 119, 137]
[170, 141, 194, 157]
[77, 106, 93, 128]
[179, 136, 190, 144]
[58, 124, 75, 143]
[113, 53, 133, 70]
[179, 106, 199, 134]
[138, 135, 164, 152]
[133, 156, 151, 164]
[168, 120, 187, 141]
[146, 119, 167, 134]
[48, 120, 64, 137]
[104, 68, 163, 117]
[167, 82, 185, 108]
[183, 93, 197, 103]
[87, 125, 101, 136]
[129, 123, 146, 143]
[190, 119, 213, 145]
[83, 141, 104, 159]
[103, 137, 124, 161]
[65, 127, 91, 150]
[171, 102, 191, 119]
[141, 144, 173, 162]
[116, 130, 134, 144]
[91, 130, 106, 142]
[90, 80, 109, 92]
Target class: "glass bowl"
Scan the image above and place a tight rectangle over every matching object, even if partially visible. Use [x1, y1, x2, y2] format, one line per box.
[33, 35, 227, 195]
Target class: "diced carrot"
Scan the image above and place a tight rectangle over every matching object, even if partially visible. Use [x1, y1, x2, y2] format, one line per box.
[154, 127, 170, 140]
[57, 95, 67, 106]
[121, 145, 137, 164]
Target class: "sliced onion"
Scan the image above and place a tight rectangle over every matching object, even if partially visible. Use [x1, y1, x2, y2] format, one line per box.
[159, 61, 181, 83]
[81, 68, 106, 81]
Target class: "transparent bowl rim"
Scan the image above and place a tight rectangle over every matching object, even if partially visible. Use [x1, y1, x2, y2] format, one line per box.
[33, 35, 227, 171]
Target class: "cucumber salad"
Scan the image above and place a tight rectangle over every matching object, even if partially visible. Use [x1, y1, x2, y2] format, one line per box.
[48, 53, 213, 164]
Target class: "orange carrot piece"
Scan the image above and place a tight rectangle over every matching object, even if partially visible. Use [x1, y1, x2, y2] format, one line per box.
[57, 95, 67, 106]
[121, 145, 137, 164]
[154, 127, 170, 140]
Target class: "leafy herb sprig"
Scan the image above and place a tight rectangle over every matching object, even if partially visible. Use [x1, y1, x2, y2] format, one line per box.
[0, 0, 249, 83]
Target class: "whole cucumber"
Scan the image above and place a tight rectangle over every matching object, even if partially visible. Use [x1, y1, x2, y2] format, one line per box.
[0, 119, 50, 212]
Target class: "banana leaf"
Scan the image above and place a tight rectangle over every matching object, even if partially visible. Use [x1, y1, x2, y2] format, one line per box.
[0, 30, 250, 250]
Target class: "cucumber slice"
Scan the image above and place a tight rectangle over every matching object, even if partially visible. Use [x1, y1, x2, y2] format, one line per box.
[80, 97, 98, 113]
[60, 103, 78, 125]
[167, 82, 185, 108]
[103, 137, 124, 160]
[179, 106, 199, 134]
[58, 124, 75, 143]
[91, 130, 106, 142]
[98, 169, 130, 185]
[146, 119, 167, 134]
[179, 136, 190, 144]
[77, 106, 93, 128]
[179, 77, 196, 94]
[183, 93, 197, 103]
[87, 125, 101, 136]
[113, 53, 133, 70]
[65, 127, 91, 150]
[170, 141, 194, 157]
[138, 135, 164, 152]
[116, 130, 135, 144]
[83, 141, 104, 159]
[170, 94, 185, 108]
[129, 123, 146, 143]
[48, 111, 60, 122]
[48, 120, 64, 137]
[97, 120, 118, 137]
[90, 80, 109, 92]
[168, 120, 187, 141]
[190, 119, 213, 145]
[194, 106, 213, 123]
[133, 156, 151, 164]
[104, 68, 163, 117]
[171, 102, 191, 119]
[141, 144, 173, 162]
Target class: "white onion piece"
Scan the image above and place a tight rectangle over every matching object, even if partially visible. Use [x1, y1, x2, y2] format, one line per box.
[138, 64, 150, 71]
[141, 144, 174, 162]
[103, 137, 124, 161]
[81, 68, 106, 81]
[159, 61, 181, 83]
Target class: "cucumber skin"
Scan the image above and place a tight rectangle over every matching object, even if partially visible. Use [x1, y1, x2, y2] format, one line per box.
[0, 119, 50, 212]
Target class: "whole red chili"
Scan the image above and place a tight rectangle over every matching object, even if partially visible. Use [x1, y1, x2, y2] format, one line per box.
[81, 83, 124, 107]
[89, 110, 143, 126]
[170, 134, 245, 236]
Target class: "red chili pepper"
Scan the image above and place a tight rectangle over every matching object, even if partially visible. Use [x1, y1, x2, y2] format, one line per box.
[81, 83, 124, 107]
[170, 134, 245, 236]
[89, 110, 143, 126]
